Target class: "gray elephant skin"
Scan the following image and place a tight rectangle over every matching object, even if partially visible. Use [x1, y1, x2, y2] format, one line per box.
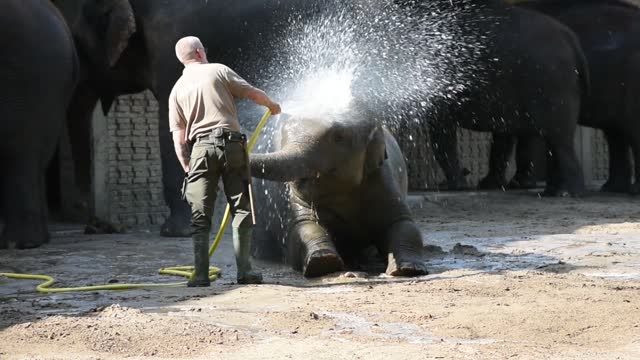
[0, 0, 78, 249]
[51, 0, 345, 237]
[488, 0, 640, 194]
[249, 105, 428, 277]
[416, 0, 588, 196]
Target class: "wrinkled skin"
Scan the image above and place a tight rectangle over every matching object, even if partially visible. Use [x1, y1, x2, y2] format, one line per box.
[51, 0, 341, 237]
[0, 0, 78, 249]
[250, 105, 428, 277]
[418, 0, 587, 196]
[490, 0, 640, 194]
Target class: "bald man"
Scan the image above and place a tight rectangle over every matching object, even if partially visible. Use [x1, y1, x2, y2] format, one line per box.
[169, 36, 281, 287]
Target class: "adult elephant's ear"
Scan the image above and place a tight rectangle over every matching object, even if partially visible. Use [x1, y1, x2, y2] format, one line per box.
[102, 0, 136, 67]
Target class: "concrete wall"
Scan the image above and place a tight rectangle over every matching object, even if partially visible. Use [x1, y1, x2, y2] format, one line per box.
[93, 92, 610, 224]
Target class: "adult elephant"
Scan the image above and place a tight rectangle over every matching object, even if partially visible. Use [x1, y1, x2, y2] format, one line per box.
[422, 0, 588, 196]
[51, 0, 343, 237]
[250, 103, 428, 277]
[489, 0, 640, 193]
[0, 0, 78, 249]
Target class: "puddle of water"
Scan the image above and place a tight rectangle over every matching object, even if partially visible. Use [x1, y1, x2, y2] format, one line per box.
[321, 311, 495, 345]
[422, 232, 640, 280]
[307, 286, 358, 294]
[583, 272, 640, 280]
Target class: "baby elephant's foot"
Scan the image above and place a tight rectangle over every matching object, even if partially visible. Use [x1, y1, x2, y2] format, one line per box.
[303, 249, 345, 278]
[386, 254, 428, 277]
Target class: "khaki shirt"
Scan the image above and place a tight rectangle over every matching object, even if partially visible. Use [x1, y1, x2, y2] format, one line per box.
[168, 63, 255, 141]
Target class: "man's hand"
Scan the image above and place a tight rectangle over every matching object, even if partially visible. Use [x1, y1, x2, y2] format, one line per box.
[247, 88, 282, 115]
[268, 102, 282, 115]
[172, 129, 191, 174]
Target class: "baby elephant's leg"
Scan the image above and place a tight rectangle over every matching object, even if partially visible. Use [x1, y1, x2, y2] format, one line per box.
[381, 219, 428, 277]
[289, 221, 344, 278]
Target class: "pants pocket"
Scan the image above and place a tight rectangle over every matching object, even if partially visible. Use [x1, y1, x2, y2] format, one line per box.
[187, 153, 209, 183]
[184, 154, 209, 205]
[224, 142, 247, 171]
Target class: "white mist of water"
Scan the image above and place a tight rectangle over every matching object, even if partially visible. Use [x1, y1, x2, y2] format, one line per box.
[243, 0, 493, 168]
[250, 0, 490, 125]
[282, 66, 356, 117]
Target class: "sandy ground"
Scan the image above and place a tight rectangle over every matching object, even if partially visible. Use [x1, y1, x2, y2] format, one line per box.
[1, 190, 640, 359]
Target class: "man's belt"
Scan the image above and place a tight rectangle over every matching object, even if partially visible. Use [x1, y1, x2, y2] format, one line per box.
[195, 128, 246, 143]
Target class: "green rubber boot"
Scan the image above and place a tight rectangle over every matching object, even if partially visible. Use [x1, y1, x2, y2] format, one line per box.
[187, 233, 211, 287]
[233, 227, 263, 284]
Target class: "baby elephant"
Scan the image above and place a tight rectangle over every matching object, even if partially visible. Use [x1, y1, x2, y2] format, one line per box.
[250, 104, 428, 277]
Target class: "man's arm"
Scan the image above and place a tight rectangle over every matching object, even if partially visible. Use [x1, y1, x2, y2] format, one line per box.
[168, 88, 190, 173]
[224, 66, 281, 115]
[246, 88, 281, 115]
[173, 129, 190, 173]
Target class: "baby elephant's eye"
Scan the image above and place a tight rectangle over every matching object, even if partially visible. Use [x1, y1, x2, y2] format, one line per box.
[333, 131, 346, 143]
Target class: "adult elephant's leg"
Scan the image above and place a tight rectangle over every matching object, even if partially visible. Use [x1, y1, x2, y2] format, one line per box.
[67, 84, 99, 198]
[542, 142, 558, 195]
[428, 122, 468, 190]
[1, 154, 49, 249]
[510, 134, 544, 189]
[478, 133, 515, 189]
[157, 97, 192, 237]
[534, 85, 584, 196]
[0, 173, 5, 249]
[544, 132, 585, 197]
[601, 129, 632, 193]
[629, 134, 640, 195]
[38, 165, 50, 244]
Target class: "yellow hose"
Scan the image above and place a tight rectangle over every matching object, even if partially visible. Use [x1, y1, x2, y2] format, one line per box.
[0, 109, 273, 293]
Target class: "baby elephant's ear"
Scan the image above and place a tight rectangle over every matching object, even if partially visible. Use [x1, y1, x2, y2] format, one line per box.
[363, 128, 387, 176]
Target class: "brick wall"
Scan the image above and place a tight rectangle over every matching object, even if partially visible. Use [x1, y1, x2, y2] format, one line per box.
[457, 129, 495, 186]
[104, 91, 168, 226]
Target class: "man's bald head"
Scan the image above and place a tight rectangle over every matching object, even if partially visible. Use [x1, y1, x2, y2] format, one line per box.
[175, 36, 206, 64]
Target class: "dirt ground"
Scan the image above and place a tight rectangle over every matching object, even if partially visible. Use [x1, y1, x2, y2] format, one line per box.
[1, 190, 640, 359]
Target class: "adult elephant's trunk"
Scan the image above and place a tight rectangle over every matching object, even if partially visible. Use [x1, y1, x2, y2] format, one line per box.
[250, 147, 324, 182]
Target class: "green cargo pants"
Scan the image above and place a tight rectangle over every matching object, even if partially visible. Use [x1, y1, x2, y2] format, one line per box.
[183, 129, 252, 236]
